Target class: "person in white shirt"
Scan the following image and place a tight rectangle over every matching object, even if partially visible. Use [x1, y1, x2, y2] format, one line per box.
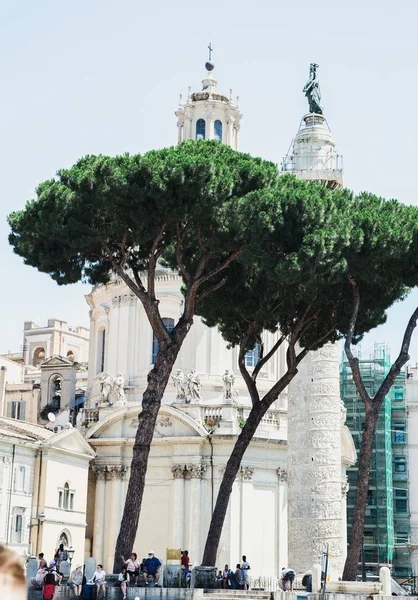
[117, 568, 128, 600]
[241, 555, 251, 590]
[281, 567, 296, 591]
[93, 564, 106, 595]
[30, 567, 47, 589]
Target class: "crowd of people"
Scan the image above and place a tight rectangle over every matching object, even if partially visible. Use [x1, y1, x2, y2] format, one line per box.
[216, 555, 251, 590]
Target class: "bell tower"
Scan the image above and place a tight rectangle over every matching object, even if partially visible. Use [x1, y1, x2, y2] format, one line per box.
[175, 45, 242, 150]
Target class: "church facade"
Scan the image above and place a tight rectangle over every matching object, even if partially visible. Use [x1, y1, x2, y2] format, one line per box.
[77, 60, 356, 577]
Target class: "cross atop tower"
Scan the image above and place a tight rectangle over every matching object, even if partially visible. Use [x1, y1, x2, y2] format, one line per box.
[208, 43, 213, 61]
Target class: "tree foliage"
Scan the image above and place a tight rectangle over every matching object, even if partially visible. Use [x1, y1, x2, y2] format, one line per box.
[199, 183, 418, 567]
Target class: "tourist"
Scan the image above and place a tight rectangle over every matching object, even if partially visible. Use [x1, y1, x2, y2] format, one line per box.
[235, 564, 243, 589]
[139, 558, 147, 584]
[121, 552, 140, 585]
[222, 564, 230, 589]
[93, 564, 107, 596]
[38, 553, 48, 569]
[53, 543, 67, 582]
[228, 567, 241, 589]
[49, 564, 63, 586]
[30, 566, 47, 589]
[216, 570, 223, 588]
[144, 551, 162, 586]
[0, 545, 29, 600]
[117, 568, 129, 600]
[281, 566, 296, 591]
[68, 565, 83, 598]
[181, 550, 190, 581]
[241, 555, 250, 590]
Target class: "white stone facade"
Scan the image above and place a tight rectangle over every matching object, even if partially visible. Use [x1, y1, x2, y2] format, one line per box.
[0, 417, 94, 567]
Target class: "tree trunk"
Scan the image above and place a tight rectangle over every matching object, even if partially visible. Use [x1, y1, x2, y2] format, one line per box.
[112, 344, 182, 572]
[201, 406, 264, 566]
[342, 406, 379, 580]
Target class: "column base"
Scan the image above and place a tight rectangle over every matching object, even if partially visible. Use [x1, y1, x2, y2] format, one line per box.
[191, 566, 217, 589]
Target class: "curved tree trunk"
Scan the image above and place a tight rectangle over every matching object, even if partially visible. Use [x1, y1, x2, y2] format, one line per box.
[342, 407, 379, 581]
[201, 406, 264, 566]
[113, 343, 182, 572]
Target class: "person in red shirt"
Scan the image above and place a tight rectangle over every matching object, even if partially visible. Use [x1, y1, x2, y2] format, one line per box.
[181, 550, 190, 584]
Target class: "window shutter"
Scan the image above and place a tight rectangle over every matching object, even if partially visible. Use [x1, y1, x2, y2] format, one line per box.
[20, 402, 26, 421]
[6, 403, 12, 417]
[13, 467, 18, 491]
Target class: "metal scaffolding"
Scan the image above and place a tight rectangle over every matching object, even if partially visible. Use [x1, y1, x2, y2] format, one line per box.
[341, 342, 410, 577]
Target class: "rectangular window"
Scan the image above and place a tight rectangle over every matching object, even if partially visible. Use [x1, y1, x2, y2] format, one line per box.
[395, 499, 407, 513]
[394, 458, 406, 472]
[14, 466, 27, 492]
[58, 490, 63, 508]
[393, 424, 406, 443]
[245, 343, 261, 368]
[12, 511, 24, 544]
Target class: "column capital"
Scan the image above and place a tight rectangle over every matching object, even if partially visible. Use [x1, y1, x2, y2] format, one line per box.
[92, 465, 107, 481]
[277, 467, 288, 482]
[184, 464, 206, 480]
[108, 465, 127, 480]
[172, 464, 184, 479]
[240, 466, 254, 481]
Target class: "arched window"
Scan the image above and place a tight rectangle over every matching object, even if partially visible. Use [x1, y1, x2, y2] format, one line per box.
[49, 375, 62, 411]
[33, 347, 45, 367]
[152, 318, 175, 364]
[245, 343, 261, 368]
[196, 119, 206, 140]
[214, 120, 223, 142]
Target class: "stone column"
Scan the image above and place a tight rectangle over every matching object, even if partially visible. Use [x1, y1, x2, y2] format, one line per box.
[287, 343, 343, 578]
[184, 464, 206, 564]
[105, 466, 127, 571]
[206, 112, 214, 140]
[170, 465, 185, 549]
[234, 125, 240, 151]
[277, 468, 288, 571]
[177, 120, 183, 143]
[92, 466, 107, 564]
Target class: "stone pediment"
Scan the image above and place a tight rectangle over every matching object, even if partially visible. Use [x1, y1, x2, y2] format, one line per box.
[87, 405, 207, 440]
[40, 355, 74, 369]
[46, 428, 95, 457]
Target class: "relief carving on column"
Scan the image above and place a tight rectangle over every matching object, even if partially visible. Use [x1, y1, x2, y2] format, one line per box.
[171, 464, 184, 479]
[240, 466, 254, 481]
[277, 467, 288, 482]
[92, 465, 107, 481]
[184, 464, 207, 480]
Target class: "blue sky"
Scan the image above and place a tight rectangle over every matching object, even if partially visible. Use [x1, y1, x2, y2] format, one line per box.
[1, 0, 418, 363]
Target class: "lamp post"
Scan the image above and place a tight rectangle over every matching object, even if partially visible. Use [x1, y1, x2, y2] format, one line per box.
[67, 547, 75, 570]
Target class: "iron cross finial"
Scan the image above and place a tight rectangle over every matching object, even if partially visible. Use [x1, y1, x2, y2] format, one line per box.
[208, 43, 213, 61]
